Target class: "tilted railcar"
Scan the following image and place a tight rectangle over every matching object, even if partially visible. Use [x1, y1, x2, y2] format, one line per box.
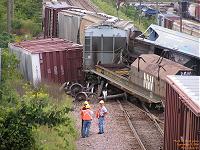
[90, 54, 192, 106]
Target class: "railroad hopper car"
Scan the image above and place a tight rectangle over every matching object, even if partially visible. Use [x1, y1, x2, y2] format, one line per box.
[84, 22, 135, 70]
[91, 54, 192, 106]
[135, 24, 200, 75]
[9, 38, 83, 86]
[164, 76, 200, 150]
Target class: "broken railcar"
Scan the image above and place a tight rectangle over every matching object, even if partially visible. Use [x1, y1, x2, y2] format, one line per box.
[90, 54, 192, 106]
[9, 38, 83, 86]
[133, 24, 200, 75]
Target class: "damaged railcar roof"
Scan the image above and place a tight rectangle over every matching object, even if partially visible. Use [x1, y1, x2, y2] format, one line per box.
[136, 24, 200, 59]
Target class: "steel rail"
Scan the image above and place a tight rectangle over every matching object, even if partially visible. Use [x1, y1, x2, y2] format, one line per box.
[141, 102, 164, 136]
[117, 100, 147, 150]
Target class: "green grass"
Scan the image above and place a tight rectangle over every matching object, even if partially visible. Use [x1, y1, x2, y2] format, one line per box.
[91, 0, 156, 32]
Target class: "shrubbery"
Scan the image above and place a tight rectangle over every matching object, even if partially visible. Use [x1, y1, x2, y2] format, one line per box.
[0, 33, 15, 48]
[0, 84, 74, 149]
[0, 50, 77, 149]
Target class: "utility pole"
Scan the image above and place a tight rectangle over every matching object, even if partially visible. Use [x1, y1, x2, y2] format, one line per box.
[156, 0, 159, 20]
[179, 0, 182, 32]
[139, 0, 142, 25]
[116, 0, 119, 19]
[7, 0, 14, 33]
[0, 48, 1, 83]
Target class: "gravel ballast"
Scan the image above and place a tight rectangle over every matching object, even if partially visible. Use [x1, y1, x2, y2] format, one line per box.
[73, 100, 136, 150]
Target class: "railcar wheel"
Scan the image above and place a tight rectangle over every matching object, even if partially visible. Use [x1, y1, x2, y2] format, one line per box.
[75, 92, 88, 101]
[70, 83, 83, 97]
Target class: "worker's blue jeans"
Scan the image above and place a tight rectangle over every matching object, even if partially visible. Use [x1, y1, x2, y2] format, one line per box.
[82, 120, 91, 137]
[98, 116, 105, 133]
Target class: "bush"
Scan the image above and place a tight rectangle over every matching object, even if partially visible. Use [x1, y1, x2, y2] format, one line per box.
[0, 84, 73, 149]
[0, 106, 35, 150]
[0, 33, 15, 48]
[1, 49, 20, 81]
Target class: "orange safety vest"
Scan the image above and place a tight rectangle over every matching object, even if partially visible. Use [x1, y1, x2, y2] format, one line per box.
[81, 109, 93, 121]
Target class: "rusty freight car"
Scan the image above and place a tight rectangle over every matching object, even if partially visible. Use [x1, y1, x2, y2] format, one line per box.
[9, 38, 83, 86]
[43, 1, 79, 38]
[164, 76, 200, 150]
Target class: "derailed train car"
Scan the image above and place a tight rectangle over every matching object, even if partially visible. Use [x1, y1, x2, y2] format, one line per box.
[58, 9, 107, 44]
[84, 22, 135, 70]
[9, 38, 84, 86]
[43, 1, 79, 38]
[91, 54, 192, 106]
[134, 24, 200, 75]
[57, 8, 136, 69]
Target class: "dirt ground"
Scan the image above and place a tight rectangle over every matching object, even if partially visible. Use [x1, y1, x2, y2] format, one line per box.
[73, 100, 136, 150]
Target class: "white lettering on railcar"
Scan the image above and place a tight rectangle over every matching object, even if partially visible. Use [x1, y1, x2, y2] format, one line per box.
[143, 72, 154, 91]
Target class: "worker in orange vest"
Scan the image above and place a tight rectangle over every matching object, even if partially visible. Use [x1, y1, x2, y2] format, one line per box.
[80, 101, 89, 137]
[81, 104, 93, 138]
[96, 100, 108, 134]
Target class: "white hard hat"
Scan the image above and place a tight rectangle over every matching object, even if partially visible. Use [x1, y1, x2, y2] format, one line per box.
[99, 100, 104, 104]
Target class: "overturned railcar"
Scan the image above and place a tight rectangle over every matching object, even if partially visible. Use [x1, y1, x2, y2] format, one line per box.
[9, 38, 83, 86]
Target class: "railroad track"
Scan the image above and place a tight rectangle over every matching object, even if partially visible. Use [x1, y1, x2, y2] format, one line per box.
[65, 0, 98, 12]
[117, 99, 164, 150]
[78, 0, 98, 12]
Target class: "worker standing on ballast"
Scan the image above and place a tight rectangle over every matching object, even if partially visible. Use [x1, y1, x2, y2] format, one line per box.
[81, 104, 93, 138]
[96, 100, 108, 134]
[80, 101, 89, 137]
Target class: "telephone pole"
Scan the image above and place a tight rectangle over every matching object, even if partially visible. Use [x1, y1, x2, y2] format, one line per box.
[7, 0, 14, 33]
[0, 48, 1, 82]
[156, 0, 159, 20]
[139, 0, 142, 25]
[179, 0, 182, 32]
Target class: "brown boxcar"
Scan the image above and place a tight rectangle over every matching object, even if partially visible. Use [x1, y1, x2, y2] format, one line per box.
[9, 38, 83, 86]
[164, 76, 200, 150]
[43, 1, 79, 38]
